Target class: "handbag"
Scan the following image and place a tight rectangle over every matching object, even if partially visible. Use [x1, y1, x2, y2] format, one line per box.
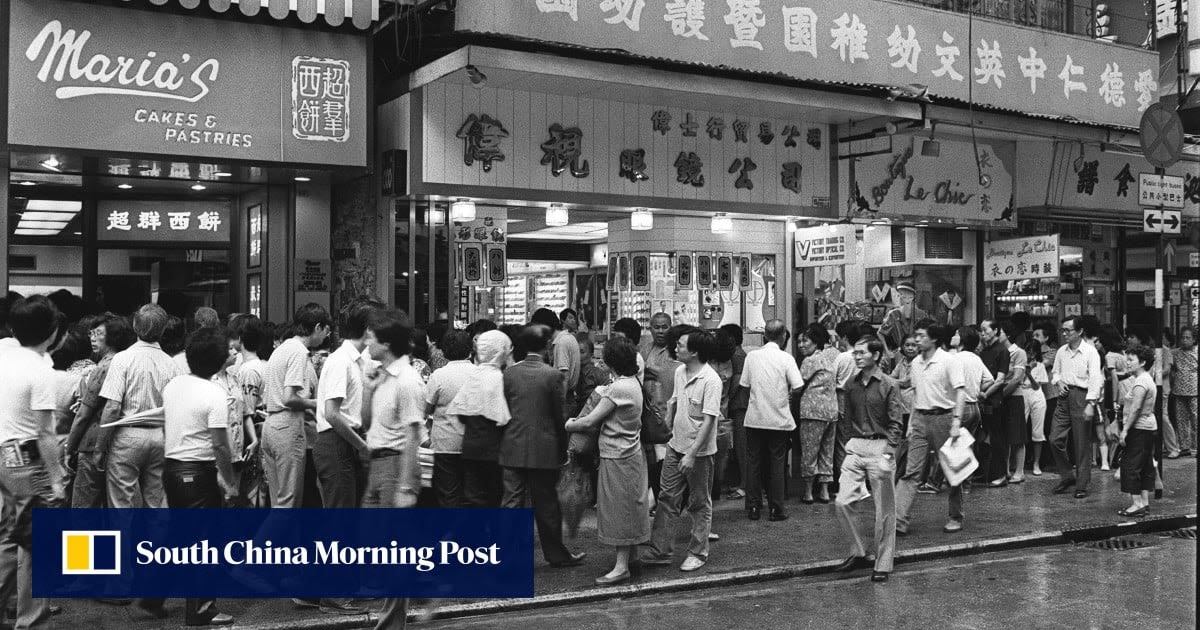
[567, 387, 605, 456]
[640, 365, 673, 444]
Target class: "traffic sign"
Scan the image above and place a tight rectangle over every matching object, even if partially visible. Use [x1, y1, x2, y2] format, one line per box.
[1163, 239, 1178, 271]
[1138, 172, 1185, 208]
[1139, 103, 1185, 168]
[1144, 209, 1182, 234]
[1191, 252, 1200, 268]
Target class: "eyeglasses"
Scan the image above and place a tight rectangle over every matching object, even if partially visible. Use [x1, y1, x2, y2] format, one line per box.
[1060, 327, 1075, 332]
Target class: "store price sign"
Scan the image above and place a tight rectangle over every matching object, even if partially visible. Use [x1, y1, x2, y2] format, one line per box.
[984, 235, 1060, 283]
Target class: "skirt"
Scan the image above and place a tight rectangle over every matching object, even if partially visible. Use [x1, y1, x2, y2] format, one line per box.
[597, 452, 651, 546]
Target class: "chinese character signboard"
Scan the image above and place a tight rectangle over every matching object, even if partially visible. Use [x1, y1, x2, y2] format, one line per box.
[854, 137, 1014, 227]
[1023, 141, 1199, 216]
[984, 235, 1060, 283]
[97, 201, 230, 243]
[417, 84, 830, 215]
[1138, 173, 1185, 209]
[9, 0, 366, 166]
[794, 224, 856, 269]
[458, 0, 1157, 129]
[295, 259, 331, 292]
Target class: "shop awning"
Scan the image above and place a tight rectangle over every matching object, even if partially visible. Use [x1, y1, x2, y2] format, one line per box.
[122, 0, 378, 29]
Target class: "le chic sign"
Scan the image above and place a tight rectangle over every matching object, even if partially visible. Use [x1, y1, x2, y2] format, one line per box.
[8, 0, 367, 166]
[983, 234, 1060, 283]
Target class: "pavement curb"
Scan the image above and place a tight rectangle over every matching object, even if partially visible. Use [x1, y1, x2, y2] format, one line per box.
[238, 511, 1198, 630]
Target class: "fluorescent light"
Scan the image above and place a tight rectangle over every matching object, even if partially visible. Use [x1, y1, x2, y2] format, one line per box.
[785, 218, 797, 233]
[711, 213, 733, 234]
[40, 157, 61, 171]
[214, 172, 232, 177]
[19, 211, 76, 222]
[450, 199, 476, 222]
[545, 204, 569, 227]
[18, 220, 69, 229]
[14, 228, 61, 236]
[17, 181, 36, 186]
[26, 200, 81, 212]
[117, 183, 133, 189]
[631, 208, 653, 231]
[191, 183, 206, 191]
[294, 176, 311, 182]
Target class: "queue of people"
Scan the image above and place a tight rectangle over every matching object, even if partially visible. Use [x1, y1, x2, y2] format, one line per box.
[0, 289, 1195, 627]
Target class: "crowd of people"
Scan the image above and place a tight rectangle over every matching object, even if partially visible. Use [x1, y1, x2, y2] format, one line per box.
[0, 289, 1196, 627]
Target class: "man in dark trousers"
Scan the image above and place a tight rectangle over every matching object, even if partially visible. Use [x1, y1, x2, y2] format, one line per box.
[500, 325, 586, 568]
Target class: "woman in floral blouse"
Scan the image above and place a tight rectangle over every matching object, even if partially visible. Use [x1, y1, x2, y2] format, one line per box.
[1171, 326, 1197, 457]
[794, 323, 841, 504]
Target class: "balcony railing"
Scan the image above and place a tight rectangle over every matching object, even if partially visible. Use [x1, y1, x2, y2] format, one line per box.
[903, 0, 1156, 49]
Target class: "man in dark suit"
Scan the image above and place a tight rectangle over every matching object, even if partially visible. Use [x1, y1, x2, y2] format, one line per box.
[501, 325, 586, 568]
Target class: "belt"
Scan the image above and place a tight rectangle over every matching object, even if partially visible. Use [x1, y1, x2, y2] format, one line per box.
[916, 407, 953, 415]
[1068, 385, 1088, 391]
[117, 424, 161, 430]
[371, 448, 402, 459]
[855, 434, 888, 441]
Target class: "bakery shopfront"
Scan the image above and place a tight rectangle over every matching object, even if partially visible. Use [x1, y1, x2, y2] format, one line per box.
[1, 0, 370, 320]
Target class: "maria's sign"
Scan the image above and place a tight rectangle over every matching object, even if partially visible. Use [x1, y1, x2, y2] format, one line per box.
[984, 235, 1060, 283]
[459, 0, 1157, 129]
[8, 0, 367, 166]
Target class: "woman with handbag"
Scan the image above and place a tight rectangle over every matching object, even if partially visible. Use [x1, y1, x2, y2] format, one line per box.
[565, 337, 649, 585]
[1116, 346, 1158, 517]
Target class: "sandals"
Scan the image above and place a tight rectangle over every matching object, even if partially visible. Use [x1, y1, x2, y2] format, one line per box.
[1116, 506, 1149, 518]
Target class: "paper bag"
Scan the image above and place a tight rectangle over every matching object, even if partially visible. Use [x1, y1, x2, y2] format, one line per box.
[938, 431, 978, 487]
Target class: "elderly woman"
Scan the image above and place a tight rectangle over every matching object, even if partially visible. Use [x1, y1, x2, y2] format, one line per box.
[446, 330, 512, 508]
[795, 323, 841, 504]
[1117, 346, 1158, 517]
[566, 337, 647, 585]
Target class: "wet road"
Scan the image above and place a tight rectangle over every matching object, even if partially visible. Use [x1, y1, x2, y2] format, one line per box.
[427, 534, 1197, 630]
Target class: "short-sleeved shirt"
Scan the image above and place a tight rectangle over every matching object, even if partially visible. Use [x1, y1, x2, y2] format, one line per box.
[163, 375, 229, 462]
[367, 356, 426, 451]
[1006, 344, 1028, 399]
[955, 350, 993, 404]
[798, 347, 840, 422]
[668, 363, 722, 457]
[833, 349, 857, 391]
[911, 348, 966, 411]
[425, 360, 475, 453]
[552, 331, 581, 392]
[1125, 371, 1158, 431]
[890, 357, 915, 414]
[0, 346, 57, 442]
[316, 341, 368, 432]
[740, 342, 804, 431]
[728, 345, 749, 414]
[599, 376, 644, 459]
[263, 338, 316, 426]
[238, 358, 265, 417]
[978, 341, 1010, 403]
[100, 341, 182, 417]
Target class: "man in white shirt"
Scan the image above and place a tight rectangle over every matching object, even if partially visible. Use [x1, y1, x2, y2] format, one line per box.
[643, 328, 722, 573]
[362, 310, 427, 630]
[533, 308, 580, 400]
[261, 304, 330, 509]
[1049, 316, 1104, 499]
[424, 330, 477, 507]
[739, 320, 803, 522]
[0, 297, 66, 630]
[313, 303, 375, 508]
[894, 322, 968, 535]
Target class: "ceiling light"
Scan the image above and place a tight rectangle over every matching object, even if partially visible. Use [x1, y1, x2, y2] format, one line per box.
[294, 176, 311, 182]
[117, 183, 133, 189]
[17, 181, 36, 186]
[450, 198, 476, 222]
[190, 183, 206, 191]
[631, 208, 653, 231]
[711, 213, 733, 234]
[26, 200, 81, 212]
[956, 225, 971, 230]
[827, 222, 838, 234]
[14, 228, 61, 236]
[430, 209, 446, 226]
[785, 218, 797, 233]
[40, 157, 61, 171]
[921, 121, 941, 157]
[545, 204, 569, 227]
[214, 171, 232, 177]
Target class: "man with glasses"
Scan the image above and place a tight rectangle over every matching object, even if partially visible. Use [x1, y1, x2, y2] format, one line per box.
[1049, 316, 1104, 499]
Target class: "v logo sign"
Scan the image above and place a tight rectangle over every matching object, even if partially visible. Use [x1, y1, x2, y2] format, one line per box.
[796, 239, 812, 261]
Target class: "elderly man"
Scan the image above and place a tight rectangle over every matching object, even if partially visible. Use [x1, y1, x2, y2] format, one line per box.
[739, 320, 803, 522]
[1049, 316, 1104, 499]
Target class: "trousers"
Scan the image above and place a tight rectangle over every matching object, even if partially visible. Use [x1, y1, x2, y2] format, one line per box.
[0, 460, 57, 630]
[744, 428, 788, 512]
[500, 467, 573, 564]
[1049, 387, 1093, 491]
[646, 448, 714, 561]
[835, 438, 897, 572]
[105, 426, 165, 508]
[895, 410, 963, 531]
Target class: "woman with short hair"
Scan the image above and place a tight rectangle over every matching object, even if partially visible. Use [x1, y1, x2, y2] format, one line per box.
[795, 323, 840, 504]
[1116, 346, 1158, 517]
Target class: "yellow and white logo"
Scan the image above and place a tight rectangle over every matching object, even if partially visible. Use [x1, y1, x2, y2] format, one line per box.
[62, 531, 121, 575]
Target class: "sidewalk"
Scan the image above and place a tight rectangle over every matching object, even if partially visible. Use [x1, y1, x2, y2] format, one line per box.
[50, 458, 1198, 629]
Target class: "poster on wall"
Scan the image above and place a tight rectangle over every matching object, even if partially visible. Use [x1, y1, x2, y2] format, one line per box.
[696, 254, 713, 289]
[247, 273, 261, 318]
[618, 255, 630, 290]
[676, 253, 693, 290]
[737, 255, 752, 291]
[631, 252, 651, 291]
[295, 259, 330, 292]
[716, 255, 733, 290]
[607, 254, 619, 289]
[462, 244, 484, 287]
[983, 235, 1060, 283]
[485, 245, 506, 287]
[247, 204, 263, 268]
